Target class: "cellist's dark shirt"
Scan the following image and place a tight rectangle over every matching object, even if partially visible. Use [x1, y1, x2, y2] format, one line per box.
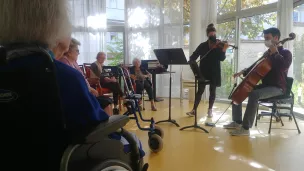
[244, 46, 292, 92]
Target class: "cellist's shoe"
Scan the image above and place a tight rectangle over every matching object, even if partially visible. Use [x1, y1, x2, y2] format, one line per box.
[230, 127, 250, 136]
[186, 110, 195, 117]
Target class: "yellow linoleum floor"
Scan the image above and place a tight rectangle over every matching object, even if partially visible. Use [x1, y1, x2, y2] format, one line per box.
[124, 99, 304, 171]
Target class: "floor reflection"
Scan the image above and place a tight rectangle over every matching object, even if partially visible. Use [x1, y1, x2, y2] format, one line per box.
[228, 154, 275, 170]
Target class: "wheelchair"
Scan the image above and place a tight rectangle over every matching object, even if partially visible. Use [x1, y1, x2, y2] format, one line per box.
[0, 44, 148, 171]
[118, 67, 164, 153]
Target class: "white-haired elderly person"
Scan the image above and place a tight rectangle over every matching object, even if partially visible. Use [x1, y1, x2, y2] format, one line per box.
[0, 0, 145, 169]
[90, 52, 124, 111]
[129, 58, 157, 111]
[58, 38, 114, 115]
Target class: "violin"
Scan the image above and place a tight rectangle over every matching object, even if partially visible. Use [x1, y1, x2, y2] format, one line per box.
[211, 40, 238, 49]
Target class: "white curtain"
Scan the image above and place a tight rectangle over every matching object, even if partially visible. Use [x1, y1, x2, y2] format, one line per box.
[277, 0, 294, 77]
[68, 0, 107, 64]
[126, 0, 183, 98]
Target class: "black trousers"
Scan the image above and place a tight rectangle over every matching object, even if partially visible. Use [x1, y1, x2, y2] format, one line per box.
[96, 96, 113, 109]
[102, 82, 124, 105]
[135, 80, 154, 100]
[193, 81, 216, 110]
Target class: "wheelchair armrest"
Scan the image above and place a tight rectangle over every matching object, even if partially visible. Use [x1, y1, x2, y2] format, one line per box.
[85, 115, 130, 143]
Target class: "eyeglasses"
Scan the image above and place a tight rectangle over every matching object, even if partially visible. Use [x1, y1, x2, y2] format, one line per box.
[74, 49, 80, 54]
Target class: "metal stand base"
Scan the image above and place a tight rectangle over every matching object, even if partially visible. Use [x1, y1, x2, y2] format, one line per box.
[156, 119, 180, 127]
[180, 124, 209, 133]
[180, 78, 209, 133]
[155, 64, 180, 127]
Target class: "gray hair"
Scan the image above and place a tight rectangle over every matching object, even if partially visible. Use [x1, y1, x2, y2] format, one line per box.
[69, 38, 81, 49]
[132, 58, 141, 65]
[0, 0, 72, 48]
[96, 52, 106, 59]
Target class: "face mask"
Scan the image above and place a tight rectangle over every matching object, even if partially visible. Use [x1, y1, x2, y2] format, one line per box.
[264, 40, 273, 47]
[209, 36, 216, 43]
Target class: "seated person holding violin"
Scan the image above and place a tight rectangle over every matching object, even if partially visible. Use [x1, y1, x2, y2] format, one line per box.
[129, 58, 157, 111]
[224, 27, 292, 136]
[90, 52, 124, 111]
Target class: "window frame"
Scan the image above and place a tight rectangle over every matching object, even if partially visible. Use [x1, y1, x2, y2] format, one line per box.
[215, 0, 304, 73]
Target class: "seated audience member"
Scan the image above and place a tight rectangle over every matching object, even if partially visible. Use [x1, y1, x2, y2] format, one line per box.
[130, 58, 157, 111]
[91, 52, 124, 110]
[57, 38, 113, 115]
[0, 0, 144, 158]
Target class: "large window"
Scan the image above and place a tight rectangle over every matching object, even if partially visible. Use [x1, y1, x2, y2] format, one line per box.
[183, 0, 190, 58]
[239, 12, 277, 70]
[106, 0, 124, 20]
[216, 21, 237, 99]
[241, 0, 277, 9]
[217, 0, 236, 15]
[293, 3, 304, 115]
[105, 32, 124, 66]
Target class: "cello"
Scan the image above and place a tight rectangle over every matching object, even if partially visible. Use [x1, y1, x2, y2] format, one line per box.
[229, 33, 296, 105]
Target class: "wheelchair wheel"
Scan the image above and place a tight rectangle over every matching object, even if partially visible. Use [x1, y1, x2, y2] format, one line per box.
[91, 159, 132, 171]
[148, 134, 163, 153]
[154, 125, 164, 138]
[275, 117, 281, 122]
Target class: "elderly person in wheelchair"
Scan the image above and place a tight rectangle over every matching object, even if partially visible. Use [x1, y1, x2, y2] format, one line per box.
[130, 58, 157, 111]
[0, 0, 148, 171]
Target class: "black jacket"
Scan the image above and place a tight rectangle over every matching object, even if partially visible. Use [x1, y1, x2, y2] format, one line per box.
[189, 41, 226, 87]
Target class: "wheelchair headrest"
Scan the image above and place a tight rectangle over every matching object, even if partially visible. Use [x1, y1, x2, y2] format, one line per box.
[0, 43, 51, 64]
[0, 46, 7, 65]
[0, 43, 65, 128]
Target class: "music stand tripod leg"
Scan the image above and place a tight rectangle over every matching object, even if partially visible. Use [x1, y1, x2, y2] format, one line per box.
[155, 64, 180, 127]
[180, 78, 209, 133]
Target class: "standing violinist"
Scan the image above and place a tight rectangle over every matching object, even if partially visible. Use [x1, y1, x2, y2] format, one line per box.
[186, 24, 229, 118]
[224, 27, 292, 136]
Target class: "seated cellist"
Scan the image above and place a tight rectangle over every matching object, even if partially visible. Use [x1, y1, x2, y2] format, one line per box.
[223, 27, 292, 136]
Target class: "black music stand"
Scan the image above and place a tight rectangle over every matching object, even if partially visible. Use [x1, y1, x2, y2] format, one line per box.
[180, 61, 209, 133]
[153, 48, 188, 127]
